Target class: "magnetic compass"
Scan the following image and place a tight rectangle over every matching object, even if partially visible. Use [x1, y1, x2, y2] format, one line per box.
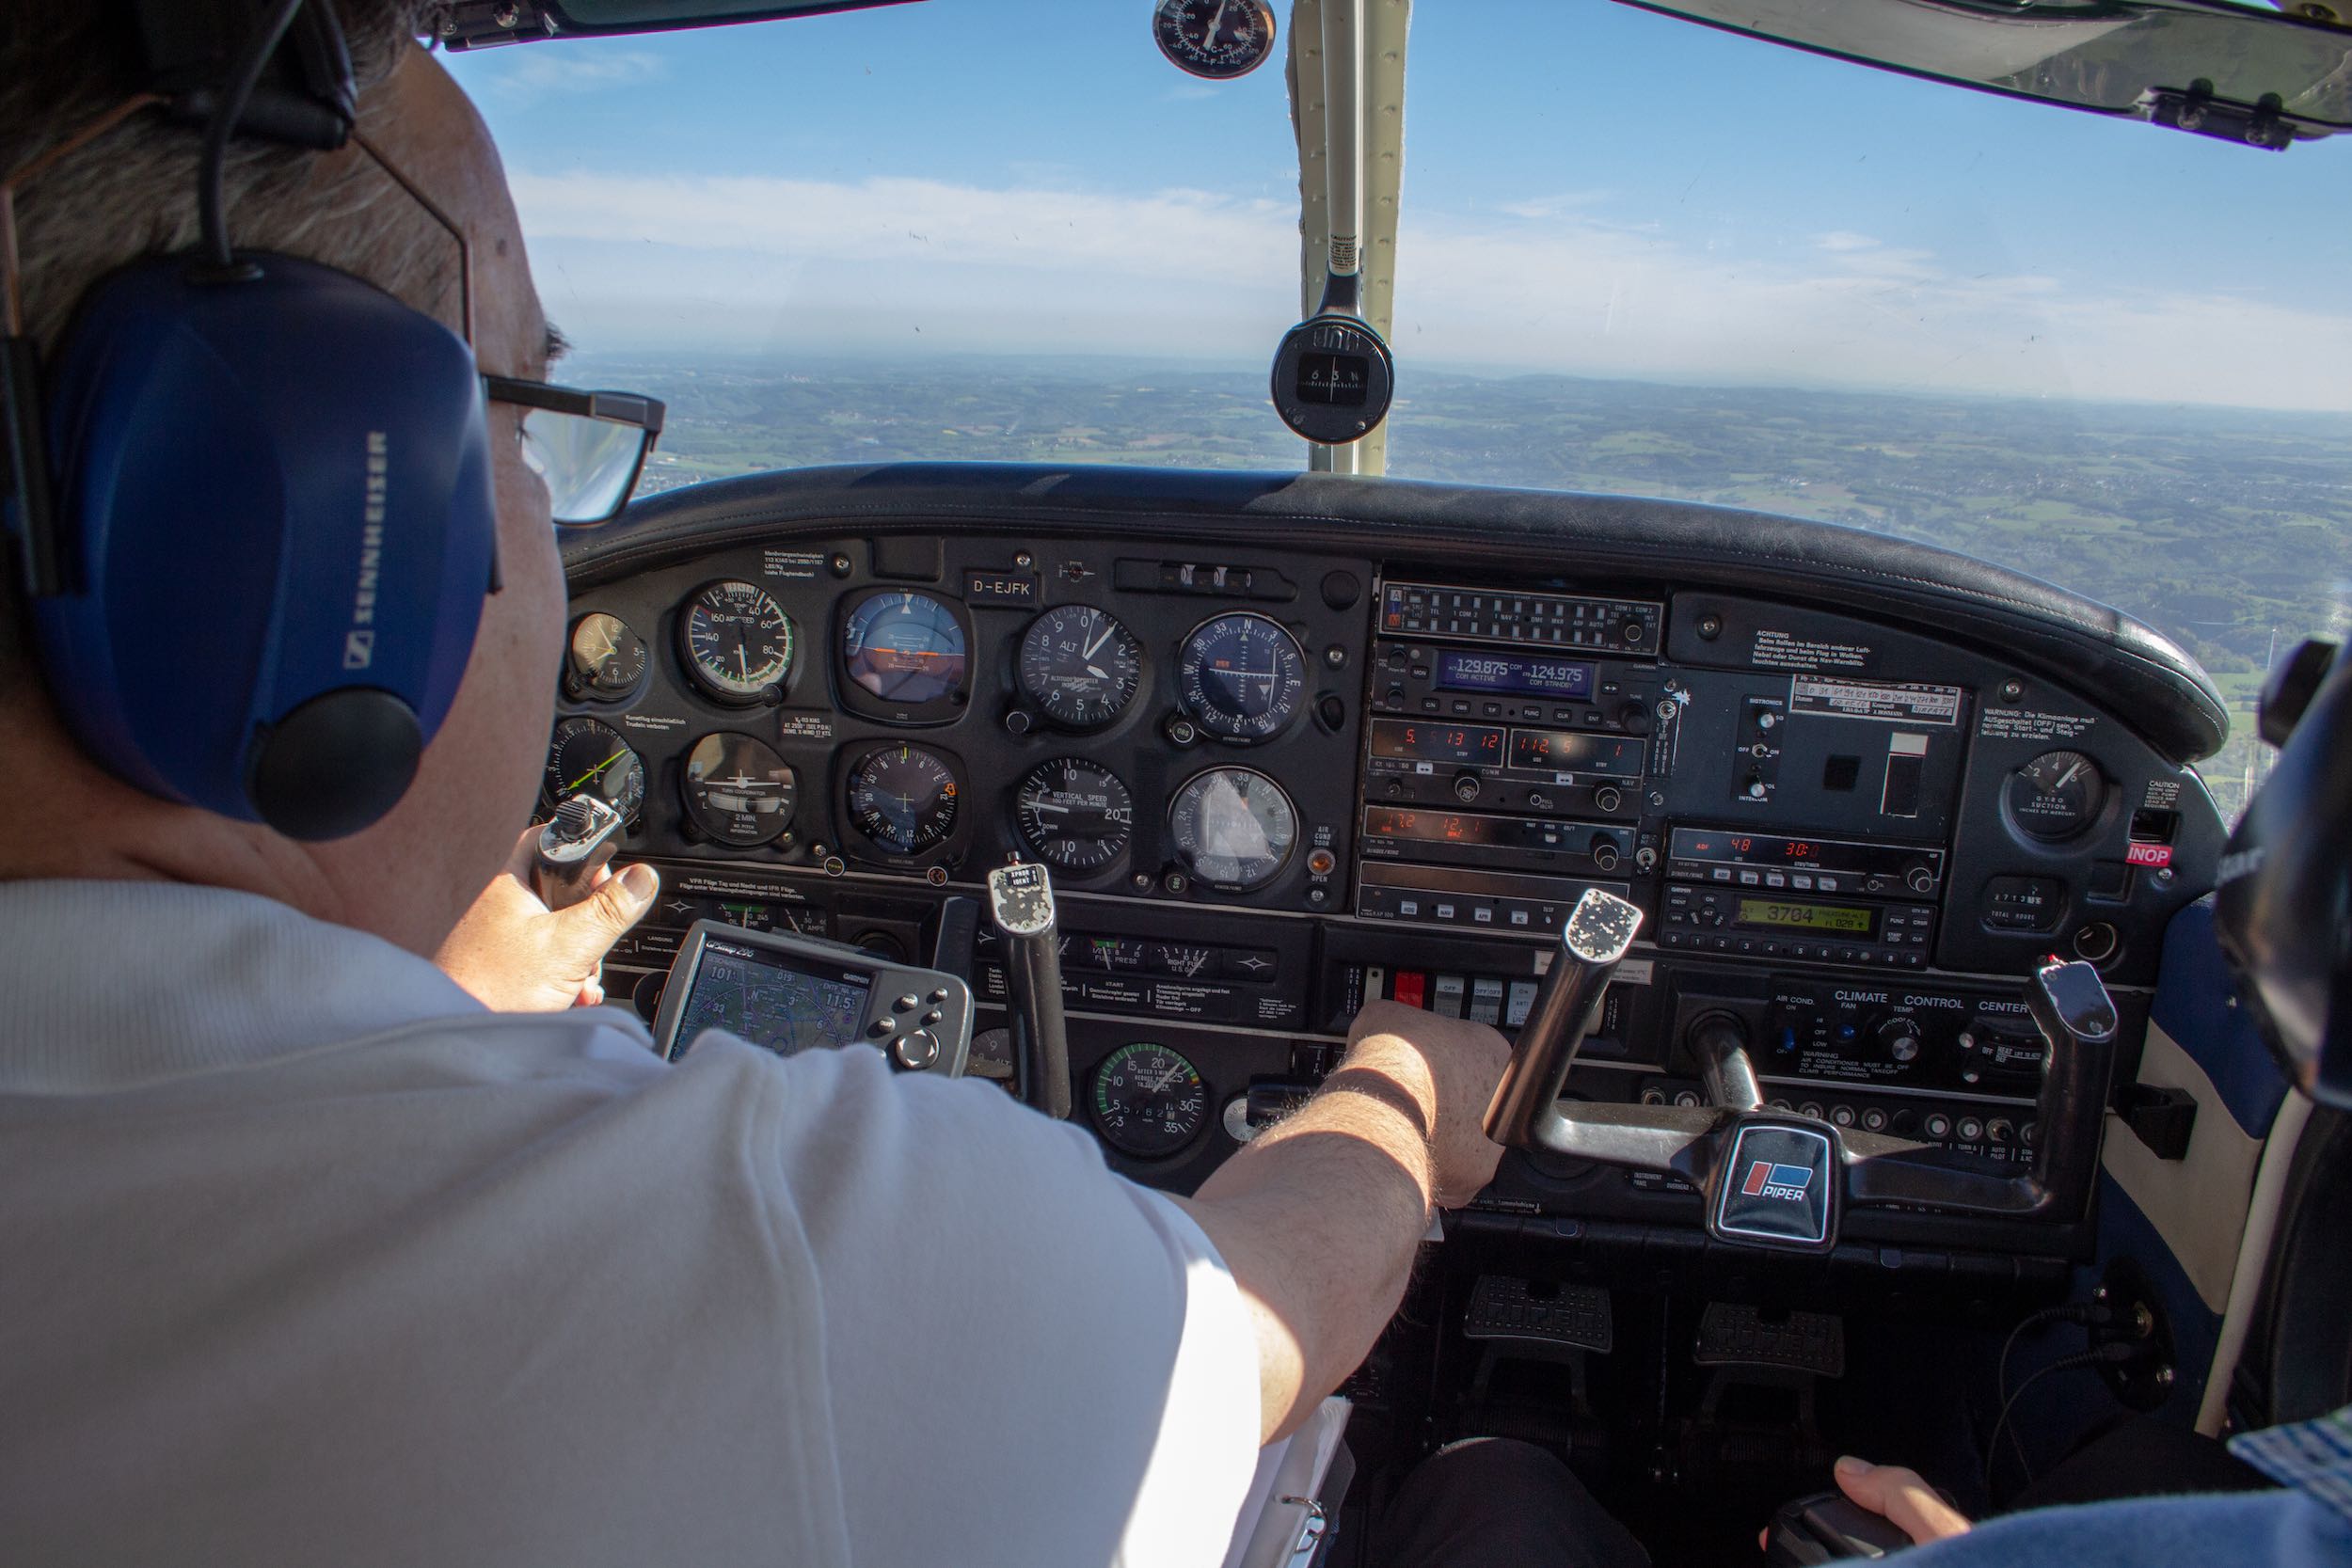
[1153, 0, 1277, 80]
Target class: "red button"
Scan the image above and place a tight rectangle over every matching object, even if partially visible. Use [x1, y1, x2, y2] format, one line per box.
[1393, 972, 1427, 1008]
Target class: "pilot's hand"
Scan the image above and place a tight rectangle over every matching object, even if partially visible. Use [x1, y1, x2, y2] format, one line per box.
[1831, 1456, 1972, 1545]
[436, 825, 660, 1012]
[1343, 999, 1514, 1208]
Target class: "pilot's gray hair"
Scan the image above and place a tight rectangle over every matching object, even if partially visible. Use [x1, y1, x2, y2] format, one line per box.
[0, 0, 445, 689]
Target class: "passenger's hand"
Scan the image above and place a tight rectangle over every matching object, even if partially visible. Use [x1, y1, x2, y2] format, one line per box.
[1831, 1456, 1972, 1545]
[435, 825, 660, 1012]
[1343, 999, 1514, 1207]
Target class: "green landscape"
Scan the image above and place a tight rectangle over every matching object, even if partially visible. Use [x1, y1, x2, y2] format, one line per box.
[580, 355, 2352, 819]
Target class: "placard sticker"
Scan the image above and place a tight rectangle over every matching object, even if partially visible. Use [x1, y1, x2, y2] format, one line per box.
[1789, 676, 1963, 726]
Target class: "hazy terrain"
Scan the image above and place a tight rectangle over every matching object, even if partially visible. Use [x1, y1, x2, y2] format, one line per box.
[578, 355, 2352, 819]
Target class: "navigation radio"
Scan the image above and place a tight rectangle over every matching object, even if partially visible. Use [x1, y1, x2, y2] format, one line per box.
[1360, 580, 1666, 934]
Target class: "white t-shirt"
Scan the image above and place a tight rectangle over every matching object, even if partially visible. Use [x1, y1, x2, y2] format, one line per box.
[0, 881, 1261, 1566]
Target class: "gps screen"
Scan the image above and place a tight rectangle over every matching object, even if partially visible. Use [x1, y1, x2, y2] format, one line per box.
[674, 937, 872, 1059]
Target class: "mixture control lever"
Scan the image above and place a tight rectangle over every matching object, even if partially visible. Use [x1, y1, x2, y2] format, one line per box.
[532, 794, 626, 911]
[988, 861, 1072, 1120]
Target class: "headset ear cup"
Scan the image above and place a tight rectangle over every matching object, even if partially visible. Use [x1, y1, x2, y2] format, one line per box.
[247, 688, 421, 841]
[35, 253, 496, 836]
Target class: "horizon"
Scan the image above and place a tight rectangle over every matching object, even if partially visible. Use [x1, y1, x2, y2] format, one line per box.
[446, 3, 2352, 417]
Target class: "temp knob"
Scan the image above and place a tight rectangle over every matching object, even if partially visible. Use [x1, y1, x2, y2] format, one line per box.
[1876, 1018, 1924, 1064]
[1453, 773, 1482, 803]
[1904, 863, 1935, 895]
[1618, 701, 1652, 736]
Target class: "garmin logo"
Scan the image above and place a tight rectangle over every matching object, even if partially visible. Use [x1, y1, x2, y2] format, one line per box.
[344, 432, 389, 670]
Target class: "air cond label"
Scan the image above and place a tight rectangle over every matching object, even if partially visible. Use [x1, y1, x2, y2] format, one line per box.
[1788, 676, 1963, 727]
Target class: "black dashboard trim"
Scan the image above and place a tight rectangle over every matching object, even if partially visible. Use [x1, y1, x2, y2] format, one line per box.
[564, 463, 2230, 765]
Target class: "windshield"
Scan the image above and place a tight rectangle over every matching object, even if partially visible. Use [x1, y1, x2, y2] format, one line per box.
[446, 1, 2352, 818]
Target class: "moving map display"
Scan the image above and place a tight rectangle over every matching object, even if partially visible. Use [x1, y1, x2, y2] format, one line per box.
[674, 938, 872, 1059]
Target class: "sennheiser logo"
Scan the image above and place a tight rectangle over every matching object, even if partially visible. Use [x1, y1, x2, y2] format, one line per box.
[344, 432, 389, 670]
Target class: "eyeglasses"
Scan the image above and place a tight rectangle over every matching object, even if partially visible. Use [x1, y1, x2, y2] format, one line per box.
[483, 376, 665, 527]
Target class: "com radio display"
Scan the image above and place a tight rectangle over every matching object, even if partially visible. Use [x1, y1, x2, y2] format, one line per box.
[1434, 650, 1596, 701]
[1368, 719, 1505, 767]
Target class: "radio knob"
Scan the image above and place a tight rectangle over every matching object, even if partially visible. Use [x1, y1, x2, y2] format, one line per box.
[1876, 1018, 1924, 1064]
[1592, 784, 1622, 813]
[1904, 863, 1935, 895]
[1618, 700, 1653, 736]
[1591, 840, 1622, 872]
[1453, 773, 1482, 803]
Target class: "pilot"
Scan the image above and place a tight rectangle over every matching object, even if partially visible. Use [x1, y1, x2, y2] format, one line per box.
[0, 6, 1512, 1563]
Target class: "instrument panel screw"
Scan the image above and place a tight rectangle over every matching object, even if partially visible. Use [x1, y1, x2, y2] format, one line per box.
[492, 2, 519, 25]
[1697, 613, 1723, 640]
[2001, 679, 2026, 703]
[1324, 646, 1347, 669]
[1014, 551, 1033, 568]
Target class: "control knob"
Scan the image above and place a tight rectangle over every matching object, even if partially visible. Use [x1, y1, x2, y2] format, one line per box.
[1592, 784, 1622, 813]
[1875, 1016, 1924, 1065]
[1617, 700, 1652, 736]
[1591, 839, 1621, 872]
[1903, 862, 1936, 895]
[1453, 773, 1482, 803]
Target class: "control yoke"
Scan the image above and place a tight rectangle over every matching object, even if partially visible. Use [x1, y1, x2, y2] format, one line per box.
[987, 861, 1073, 1120]
[1484, 888, 2117, 1252]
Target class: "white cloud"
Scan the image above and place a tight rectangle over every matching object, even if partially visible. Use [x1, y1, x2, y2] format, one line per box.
[505, 166, 2352, 411]
[477, 49, 665, 106]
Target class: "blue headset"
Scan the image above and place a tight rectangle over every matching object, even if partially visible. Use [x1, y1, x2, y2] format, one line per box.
[2, 1, 499, 840]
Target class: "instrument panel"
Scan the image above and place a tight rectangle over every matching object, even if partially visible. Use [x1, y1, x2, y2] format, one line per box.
[554, 468, 2231, 1273]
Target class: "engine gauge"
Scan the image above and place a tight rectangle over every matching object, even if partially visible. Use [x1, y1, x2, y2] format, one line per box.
[543, 716, 644, 821]
[1153, 0, 1277, 81]
[2008, 749, 2106, 842]
[565, 611, 647, 699]
[680, 580, 795, 704]
[1017, 605, 1143, 729]
[847, 743, 961, 855]
[1091, 1040, 1209, 1159]
[1015, 758, 1136, 872]
[682, 732, 799, 847]
[841, 591, 970, 717]
[1178, 611, 1308, 741]
[1168, 767, 1298, 891]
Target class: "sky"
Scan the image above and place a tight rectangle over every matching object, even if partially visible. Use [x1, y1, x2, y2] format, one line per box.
[442, 0, 2352, 410]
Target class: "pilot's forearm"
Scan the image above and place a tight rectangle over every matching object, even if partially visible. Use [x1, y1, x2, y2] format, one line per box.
[1174, 1040, 1437, 1446]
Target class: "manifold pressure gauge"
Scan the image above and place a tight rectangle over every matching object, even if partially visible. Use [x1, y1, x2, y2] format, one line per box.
[1153, 0, 1277, 80]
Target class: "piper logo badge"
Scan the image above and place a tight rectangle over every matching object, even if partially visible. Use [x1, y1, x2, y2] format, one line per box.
[1740, 1161, 1816, 1202]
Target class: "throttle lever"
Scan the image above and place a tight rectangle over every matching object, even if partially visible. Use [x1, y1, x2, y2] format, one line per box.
[988, 861, 1072, 1120]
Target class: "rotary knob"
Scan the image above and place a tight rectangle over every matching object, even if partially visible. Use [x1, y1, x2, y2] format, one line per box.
[1904, 863, 1936, 895]
[1875, 1017, 1924, 1065]
[1618, 700, 1653, 736]
[891, 1030, 940, 1071]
